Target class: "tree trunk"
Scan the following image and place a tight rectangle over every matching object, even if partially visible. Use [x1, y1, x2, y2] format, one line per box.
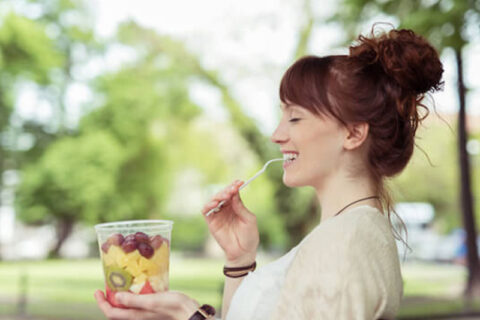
[48, 218, 74, 258]
[455, 49, 480, 300]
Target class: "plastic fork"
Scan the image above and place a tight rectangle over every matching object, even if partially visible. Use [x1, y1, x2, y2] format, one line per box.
[205, 158, 283, 217]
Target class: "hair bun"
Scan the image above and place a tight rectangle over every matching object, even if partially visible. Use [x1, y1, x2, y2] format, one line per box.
[349, 27, 444, 94]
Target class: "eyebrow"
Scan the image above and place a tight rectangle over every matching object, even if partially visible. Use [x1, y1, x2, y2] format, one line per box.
[281, 105, 306, 116]
[280, 103, 298, 110]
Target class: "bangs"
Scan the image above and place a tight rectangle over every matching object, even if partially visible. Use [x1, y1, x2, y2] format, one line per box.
[279, 55, 346, 122]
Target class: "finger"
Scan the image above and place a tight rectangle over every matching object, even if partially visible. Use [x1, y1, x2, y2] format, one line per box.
[220, 181, 242, 199]
[95, 290, 126, 320]
[230, 180, 244, 194]
[201, 200, 219, 215]
[204, 180, 242, 215]
[95, 290, 114, 313]
[218, 180, 241, 197]
[212, 190, 232, 202]
[116, 292, 159, 310]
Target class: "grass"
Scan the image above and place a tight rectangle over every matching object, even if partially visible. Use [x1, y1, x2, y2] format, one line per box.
[402, 262, 466, 297]
[0, 254, 226, 320]
[0, 256, 477, 319]
[397, 261, 480, 318]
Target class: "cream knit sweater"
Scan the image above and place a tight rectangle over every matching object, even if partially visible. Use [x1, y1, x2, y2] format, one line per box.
[268, 205, 403, 319]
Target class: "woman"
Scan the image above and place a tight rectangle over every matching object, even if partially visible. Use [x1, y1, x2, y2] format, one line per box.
[95, 25, 443, 319]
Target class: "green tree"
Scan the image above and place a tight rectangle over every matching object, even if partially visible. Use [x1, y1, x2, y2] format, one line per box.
[16, 0, 102, 163]
[152, 0, 322, 249]
[394, 118, 460, 230]
[97, 19, 319, 249]
[16, 131, 124, 255]
[0, 0, 103, 257]
[0, 11, 63, 258]
[15, 20, 233, 256]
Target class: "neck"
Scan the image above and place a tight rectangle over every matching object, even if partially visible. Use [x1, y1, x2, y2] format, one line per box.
[315, 171, 382, 223]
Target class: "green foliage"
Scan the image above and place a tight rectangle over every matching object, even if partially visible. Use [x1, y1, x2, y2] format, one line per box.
[241, 169, 289, 250]
[392, 119, 461, 232]
[0, 13, 63, 83]
[16, 131, 124, 224]
[0, 11, 62, 137]
[168, 216, 209, 252]
[336, 0, 479, 50]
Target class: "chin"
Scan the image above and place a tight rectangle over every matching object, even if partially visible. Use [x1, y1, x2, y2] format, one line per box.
[282, 174, 308, 188]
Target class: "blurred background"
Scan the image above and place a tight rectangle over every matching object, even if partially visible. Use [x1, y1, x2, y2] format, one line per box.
[0, 0, 479, 319]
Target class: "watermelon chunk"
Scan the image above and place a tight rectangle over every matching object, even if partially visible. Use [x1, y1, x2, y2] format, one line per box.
[139, 280, 155, 294]
[105, 285, 128, 309]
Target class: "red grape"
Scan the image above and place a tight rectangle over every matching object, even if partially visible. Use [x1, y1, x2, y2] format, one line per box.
[124, 234, 136, 242]
[150, 235, 164, 249]
[138, 242, 154, 259]
[135, 232, 150, 244]
[101, 242, 111, 253]
[121, 240, 137, 253]
[107, 233, 125, 246]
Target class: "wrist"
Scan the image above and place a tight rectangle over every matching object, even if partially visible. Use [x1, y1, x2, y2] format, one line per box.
[179, 296, 200, 319]
[225, 253, 256, 268]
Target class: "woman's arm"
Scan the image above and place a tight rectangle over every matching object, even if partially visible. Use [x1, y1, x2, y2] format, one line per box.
[220, 255, 256, 319]
[221, 275, 245, 319]
[201, 181, 260, 319]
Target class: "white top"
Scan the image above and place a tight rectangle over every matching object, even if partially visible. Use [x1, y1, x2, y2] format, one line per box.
[225, 205, 403, 320]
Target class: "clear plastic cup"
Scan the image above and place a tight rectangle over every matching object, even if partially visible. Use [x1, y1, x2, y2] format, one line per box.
[95, 220, 173, 308]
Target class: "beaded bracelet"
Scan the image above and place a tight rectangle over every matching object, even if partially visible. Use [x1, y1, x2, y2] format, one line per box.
[223, 261, 257, 278]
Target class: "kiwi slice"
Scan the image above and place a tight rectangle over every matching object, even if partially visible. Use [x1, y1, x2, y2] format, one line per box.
[105, 266, 133, 291]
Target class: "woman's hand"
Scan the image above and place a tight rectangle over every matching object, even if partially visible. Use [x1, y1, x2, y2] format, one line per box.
[94, 290, 199, 320]
[202, 180, 259, 266]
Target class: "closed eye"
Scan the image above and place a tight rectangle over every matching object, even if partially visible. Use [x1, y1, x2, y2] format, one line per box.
[289, 118, 301, 123]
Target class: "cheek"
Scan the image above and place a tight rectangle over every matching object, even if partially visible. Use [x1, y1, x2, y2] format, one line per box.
[303, 129, 343, 169]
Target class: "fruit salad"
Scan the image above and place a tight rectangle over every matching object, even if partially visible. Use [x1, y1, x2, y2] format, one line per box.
[100, 232, 170, 308]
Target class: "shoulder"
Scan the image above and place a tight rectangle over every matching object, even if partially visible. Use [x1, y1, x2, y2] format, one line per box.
[304, 206, 391, 249]
[270, 206, 403, 319]
[294, 206, 397, 272]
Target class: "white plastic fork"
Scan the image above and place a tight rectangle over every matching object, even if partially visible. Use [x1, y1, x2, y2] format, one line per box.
[205, 158, 284, 217]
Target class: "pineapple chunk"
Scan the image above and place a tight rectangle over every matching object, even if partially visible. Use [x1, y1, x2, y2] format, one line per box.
[149, 272, 169, 292]
[125, 259, 143, 277]
[103, 245, 124, 266]
[151, 243, 170, 274]
[102, 252, 115, 266]
[118, 250, 141, 268]
[133, 273, 148, 284]
[138, 256, 158, 276]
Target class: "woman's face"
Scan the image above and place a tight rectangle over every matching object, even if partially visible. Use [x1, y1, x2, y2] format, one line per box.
[271, 103, 346, 189]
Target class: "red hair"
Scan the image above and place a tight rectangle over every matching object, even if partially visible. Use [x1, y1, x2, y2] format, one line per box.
[279, 26, 444, 242]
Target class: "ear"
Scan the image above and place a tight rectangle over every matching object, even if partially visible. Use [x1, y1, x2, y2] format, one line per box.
[343, 122, 369, 150]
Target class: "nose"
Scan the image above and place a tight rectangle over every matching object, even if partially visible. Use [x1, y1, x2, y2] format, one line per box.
[270, 122, 288, 145]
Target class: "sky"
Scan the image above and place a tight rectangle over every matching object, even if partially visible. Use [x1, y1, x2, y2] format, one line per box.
[89, 0, 480, 135]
